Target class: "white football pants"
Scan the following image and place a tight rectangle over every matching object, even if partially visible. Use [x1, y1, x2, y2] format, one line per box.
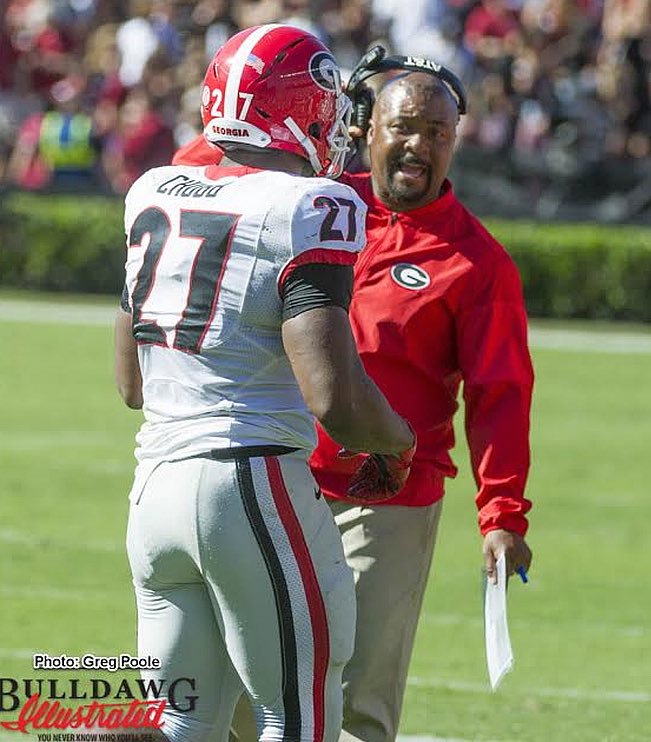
[228, 499, 444, 742]
[126, 452, 356, 742]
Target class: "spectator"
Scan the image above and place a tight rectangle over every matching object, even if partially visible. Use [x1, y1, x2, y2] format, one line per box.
[148, 0, 184, 62]
[0, 7, 23, 92]
[371, 0, 466, 63]
[115, 0, 159, 87]
[278, 0, 329, 43]
[0, 0, 648, 214]
[171, 33, 206, 145]
[510, 51, 552, 153]
[83, 23, 127, 108]
[233, 0, 283, 30]
[102, 86, 175, 193]
[320, 0, 375, 72]
[7, 73, 100, 191]
[601, 0, 651, 143]
[188, 0, 238, 59]
[463, 0, 524, 70]
[0, 6, 44, 186]
[465, 71, 517, 150]
[26, 4, 76, 95]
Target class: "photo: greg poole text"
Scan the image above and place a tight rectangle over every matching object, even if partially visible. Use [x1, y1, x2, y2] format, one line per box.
[32, 654, 162, 672]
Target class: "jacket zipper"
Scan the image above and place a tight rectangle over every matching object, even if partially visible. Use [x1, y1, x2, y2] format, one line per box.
[355, 211, 399, 278]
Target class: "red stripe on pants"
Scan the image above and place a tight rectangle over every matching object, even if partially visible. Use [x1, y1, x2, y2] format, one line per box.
[265, 456, 329, 742]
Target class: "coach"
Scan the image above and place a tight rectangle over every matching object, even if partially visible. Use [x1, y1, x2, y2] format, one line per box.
[308, 55, 535, 741]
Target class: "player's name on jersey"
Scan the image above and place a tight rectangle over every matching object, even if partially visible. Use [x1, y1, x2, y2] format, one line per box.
[157, 174, 225, 198]
[32, 653, 161, 672]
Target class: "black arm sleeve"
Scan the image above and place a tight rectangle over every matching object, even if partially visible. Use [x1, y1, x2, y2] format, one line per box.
[120, 283, 131, 312]
[280, 263, 354, 321]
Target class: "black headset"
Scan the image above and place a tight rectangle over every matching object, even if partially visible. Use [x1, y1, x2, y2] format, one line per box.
[345, 45, 468, 135]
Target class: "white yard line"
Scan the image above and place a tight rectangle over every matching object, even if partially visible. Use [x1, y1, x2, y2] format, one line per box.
[0, 586, 124, 601]
[0, 431, 117, 451]
[407, 676, 651, 703]
[1, 298, 651, 353]
[418, 612, 648, 638]
[0, 528, 122, 553]
[0, 299, 117, 326]
[528, 326, 651, 353]
[0, 648, 36, 660]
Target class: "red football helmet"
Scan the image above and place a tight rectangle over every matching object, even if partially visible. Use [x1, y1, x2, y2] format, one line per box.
[200, 24, 351, 178]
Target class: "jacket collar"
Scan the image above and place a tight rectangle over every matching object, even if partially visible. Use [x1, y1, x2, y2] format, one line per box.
[368, 178, 456, 222]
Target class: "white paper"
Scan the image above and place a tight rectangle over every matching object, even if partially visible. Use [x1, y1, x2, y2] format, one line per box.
[484, 554, 514, 690]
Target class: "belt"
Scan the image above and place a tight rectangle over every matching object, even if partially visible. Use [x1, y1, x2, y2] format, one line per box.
[195, 444, 299, 461]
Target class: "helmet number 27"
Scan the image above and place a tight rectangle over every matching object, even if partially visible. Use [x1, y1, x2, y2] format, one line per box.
[208, 89, 254, 120]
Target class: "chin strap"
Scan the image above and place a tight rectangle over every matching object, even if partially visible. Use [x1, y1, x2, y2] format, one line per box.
[284, 116, 323, 175]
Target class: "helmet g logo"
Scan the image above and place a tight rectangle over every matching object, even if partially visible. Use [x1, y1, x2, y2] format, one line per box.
[390, 264, 430, 290]
[309, 52, 340, 92]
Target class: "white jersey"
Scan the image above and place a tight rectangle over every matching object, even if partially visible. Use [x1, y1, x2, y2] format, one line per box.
[123, 165, 367, 464]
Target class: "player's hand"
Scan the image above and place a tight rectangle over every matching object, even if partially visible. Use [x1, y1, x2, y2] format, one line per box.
[340, 430, 417, 503]
[483, 529, 532, 584]
[348, 125, 365, 140]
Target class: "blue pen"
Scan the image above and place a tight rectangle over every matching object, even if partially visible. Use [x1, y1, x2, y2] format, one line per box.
[517, 566, 528, 583]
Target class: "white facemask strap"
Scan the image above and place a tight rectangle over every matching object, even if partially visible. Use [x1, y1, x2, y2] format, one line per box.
[325, 94, 352, 178]
[284, 116, 322, 175]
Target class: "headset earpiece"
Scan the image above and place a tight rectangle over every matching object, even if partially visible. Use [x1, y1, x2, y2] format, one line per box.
[352, 84, 375, 135]
[346, 46, 384, 136]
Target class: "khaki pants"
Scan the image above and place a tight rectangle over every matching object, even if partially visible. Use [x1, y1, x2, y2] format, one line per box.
[230, 499, 443, 742]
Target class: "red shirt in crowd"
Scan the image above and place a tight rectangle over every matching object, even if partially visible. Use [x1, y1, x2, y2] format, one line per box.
[172, 138, 534, 536]
[30, 24, 74, 94]
[108, 108, 175, 192]
[463, 0, 522, 49]
[0, 27, 20, 90]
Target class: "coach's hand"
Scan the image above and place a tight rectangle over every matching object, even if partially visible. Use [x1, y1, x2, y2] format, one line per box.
[348, 125, 365, 140]
[483, 529, 532, 585]
[341, 430, 416, 503]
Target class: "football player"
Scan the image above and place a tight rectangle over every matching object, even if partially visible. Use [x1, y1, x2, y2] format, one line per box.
[114, 24, 416, 742]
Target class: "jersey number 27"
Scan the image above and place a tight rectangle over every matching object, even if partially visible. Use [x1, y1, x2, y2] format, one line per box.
[128, 206, 238, 354]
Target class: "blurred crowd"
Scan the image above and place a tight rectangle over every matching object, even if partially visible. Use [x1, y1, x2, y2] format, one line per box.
[0, 0, 649, 196]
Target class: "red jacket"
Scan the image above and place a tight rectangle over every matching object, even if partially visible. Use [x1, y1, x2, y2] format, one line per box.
[310, 174, 534, 536]
[172, 137, 534, 535]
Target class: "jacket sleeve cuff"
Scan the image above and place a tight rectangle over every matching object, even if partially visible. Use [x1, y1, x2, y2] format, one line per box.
[478, 496, 531, 537]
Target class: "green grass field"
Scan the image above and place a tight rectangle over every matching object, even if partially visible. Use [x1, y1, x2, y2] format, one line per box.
[1, 298, 650, 741]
